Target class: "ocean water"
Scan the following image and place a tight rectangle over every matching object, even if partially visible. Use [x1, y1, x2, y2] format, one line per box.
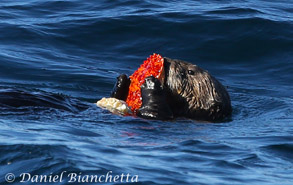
[0, 0, 292, 184]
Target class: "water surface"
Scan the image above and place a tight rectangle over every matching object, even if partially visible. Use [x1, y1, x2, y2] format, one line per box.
[0, 0, 293, 184]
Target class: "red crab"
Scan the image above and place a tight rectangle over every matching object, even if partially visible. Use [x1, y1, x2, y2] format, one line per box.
[126, 53, 164, 112]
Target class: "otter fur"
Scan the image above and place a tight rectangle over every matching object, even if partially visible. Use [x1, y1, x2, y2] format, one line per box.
[111, 57, 232, 121]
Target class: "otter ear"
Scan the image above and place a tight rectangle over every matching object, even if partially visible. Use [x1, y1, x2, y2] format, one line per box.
[110, 74, 130, 101]
[137, 76, 173, 120]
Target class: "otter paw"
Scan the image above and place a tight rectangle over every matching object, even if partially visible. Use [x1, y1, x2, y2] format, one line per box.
[138, 76, 173, 120]
[111, 74, 130, 101]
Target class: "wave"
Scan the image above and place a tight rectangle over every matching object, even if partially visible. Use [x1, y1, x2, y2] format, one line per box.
[0, 2, 292, 66]
[0, 88, 89, 113]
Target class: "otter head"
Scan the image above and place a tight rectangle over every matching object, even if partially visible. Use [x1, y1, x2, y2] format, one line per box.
[163, 57, 232, 121]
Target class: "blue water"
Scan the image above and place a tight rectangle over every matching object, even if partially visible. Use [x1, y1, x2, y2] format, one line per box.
[0, 0, 293, 184]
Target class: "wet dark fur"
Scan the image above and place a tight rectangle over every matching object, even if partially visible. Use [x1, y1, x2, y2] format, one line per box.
[111, 57, 232, 121]
[111, 74, 130, 101]
[137, 76, 173, 120]
[163, 58, 232, 121]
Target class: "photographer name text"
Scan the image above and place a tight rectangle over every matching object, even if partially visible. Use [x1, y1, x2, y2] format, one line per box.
[5, 171, 138, 183]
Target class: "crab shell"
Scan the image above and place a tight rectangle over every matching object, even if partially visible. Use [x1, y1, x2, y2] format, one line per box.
[125, 53, 165, 112]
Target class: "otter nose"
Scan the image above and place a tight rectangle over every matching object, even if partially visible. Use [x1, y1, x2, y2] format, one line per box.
[180, 72, 186, 78]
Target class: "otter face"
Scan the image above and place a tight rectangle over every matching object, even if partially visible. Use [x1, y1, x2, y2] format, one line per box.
[163, 57, 232, 120]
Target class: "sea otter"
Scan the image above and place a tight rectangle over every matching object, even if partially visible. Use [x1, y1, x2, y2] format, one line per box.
[98, 54, 232, 121]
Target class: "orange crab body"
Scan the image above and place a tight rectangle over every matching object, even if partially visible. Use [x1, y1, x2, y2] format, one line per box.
[126, 54, 164, 112]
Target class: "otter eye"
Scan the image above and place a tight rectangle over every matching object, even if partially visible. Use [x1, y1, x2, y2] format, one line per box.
[188, 70, 195, 75]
